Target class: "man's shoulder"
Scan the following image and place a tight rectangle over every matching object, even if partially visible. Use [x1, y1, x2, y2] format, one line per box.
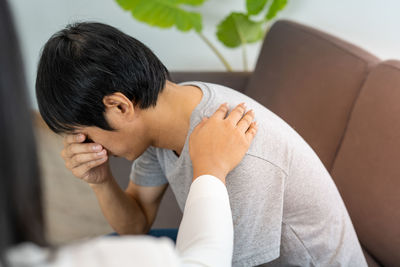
[188, 81, 321, 176]
[199, 82, 254, 108]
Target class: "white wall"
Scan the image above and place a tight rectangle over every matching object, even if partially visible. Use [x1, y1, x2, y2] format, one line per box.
[9, 0, 400, 108]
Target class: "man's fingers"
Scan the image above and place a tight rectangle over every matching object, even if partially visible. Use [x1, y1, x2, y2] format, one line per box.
[69, 149, 107, 169]
[236, 109, 255, 132]
[245, 121, 258, 143]
[64, 142, 103, 158]
[226, 103, 246, 125]
[72, 156, 108, 178]
[63, 133, 85, 146]
[210, 103, 229, 120]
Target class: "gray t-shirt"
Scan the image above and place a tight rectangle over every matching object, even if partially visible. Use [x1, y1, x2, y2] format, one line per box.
[130, 82, 367, 267]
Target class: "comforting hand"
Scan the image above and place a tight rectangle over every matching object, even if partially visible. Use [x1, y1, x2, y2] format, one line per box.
[61, 134, 111, 184]
[189, 103, 258, 183]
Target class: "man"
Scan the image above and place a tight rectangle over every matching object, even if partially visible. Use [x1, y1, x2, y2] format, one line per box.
[36, 22, 367, 266]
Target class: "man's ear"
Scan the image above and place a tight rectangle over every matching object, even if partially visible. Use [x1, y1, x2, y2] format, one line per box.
[102, 92, 135, 122]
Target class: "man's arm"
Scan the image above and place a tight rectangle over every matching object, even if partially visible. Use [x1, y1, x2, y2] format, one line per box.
[60, 133, 167, 235]
[90, 179, 167, 235]
[176, 103, 258, 266]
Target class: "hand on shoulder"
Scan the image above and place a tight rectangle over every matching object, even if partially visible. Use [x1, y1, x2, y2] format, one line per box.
[189, 103, 258, 184]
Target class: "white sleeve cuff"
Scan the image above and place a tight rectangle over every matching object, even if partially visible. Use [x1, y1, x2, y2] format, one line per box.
[176, 175, 233, 267]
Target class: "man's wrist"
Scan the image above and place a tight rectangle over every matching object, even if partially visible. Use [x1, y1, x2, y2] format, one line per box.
[88, 175, 114, 189]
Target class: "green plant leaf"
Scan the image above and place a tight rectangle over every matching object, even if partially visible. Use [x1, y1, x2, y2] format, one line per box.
[115, 0, 206, 32]
[176, 0, 205, 6]
[217, 12, 264, 48]
[266, 0, 287, 20]
[115, 0, 140, 10]
[246, 0, 269, 15]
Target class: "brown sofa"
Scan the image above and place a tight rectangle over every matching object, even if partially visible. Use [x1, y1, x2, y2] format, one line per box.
[110, 20, 400, 266]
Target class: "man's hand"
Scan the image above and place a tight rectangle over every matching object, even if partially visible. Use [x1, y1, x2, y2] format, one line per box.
[189, 103, 258, 183]
[61, 134, 111, 184]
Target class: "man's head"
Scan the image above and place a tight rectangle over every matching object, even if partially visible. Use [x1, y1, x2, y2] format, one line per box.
[36, 22, 170, 159]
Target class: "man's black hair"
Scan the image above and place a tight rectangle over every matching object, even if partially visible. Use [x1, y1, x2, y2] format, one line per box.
[36, 22, 170, 133]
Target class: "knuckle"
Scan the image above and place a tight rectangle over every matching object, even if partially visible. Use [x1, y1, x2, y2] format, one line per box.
[66, 145, 73, 155]
[234, 127, 244, 135]
[65, 161, 71, 169]
[220, 104, 228, 110]
[219, 106, 228, 113]
[246, 112, 254, 119]
[70, 155, 78, 166]
[234, 106, 244, 114]
[241, 117, 251, 125]
[80, 165, 90, 176]
[75, 154, 83, 162]
[88, 160, 100, 169]
[88, 160, 96, 168]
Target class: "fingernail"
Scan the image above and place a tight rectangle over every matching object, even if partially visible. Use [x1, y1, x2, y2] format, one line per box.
[242, 102, 247, 108]
[254, 121, 258, 126]
[249, 109, 254, 114]
[93, 145, 102, 151]
[97, 150, 105, 156]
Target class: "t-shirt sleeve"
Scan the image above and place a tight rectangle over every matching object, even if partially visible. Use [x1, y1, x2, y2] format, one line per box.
[130, 146, 169, 186]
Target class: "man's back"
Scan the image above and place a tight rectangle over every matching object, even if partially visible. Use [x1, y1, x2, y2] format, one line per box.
[131, 82, 367, 266]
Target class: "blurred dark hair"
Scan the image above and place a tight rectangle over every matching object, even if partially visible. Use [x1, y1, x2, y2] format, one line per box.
[0, 0, 47, 264]
[36, 22, 170, 134]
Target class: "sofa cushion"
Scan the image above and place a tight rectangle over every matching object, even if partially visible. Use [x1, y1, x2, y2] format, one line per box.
[331, 61, 400, 266]
[245, 20, 379, 170]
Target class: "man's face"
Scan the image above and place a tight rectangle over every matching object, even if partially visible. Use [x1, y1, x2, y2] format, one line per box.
[77, 117, 151, 162]
[72, 92, 155, 161]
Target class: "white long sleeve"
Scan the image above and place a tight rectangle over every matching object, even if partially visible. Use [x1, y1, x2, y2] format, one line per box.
[176, 175, 234, 267]
[6, 175, 234, 267]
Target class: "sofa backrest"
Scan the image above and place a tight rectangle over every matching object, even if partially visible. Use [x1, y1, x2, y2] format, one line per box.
[245, 20, 379, 171]
[245, 20, 400, 266]
[331, 60, 400, 266]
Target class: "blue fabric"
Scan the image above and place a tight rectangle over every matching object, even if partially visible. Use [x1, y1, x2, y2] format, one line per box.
[148, 228, 178, 243]
[107, 228, 178, 243]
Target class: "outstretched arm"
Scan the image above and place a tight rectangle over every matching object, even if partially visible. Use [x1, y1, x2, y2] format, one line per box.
[177, 102, 258, 266]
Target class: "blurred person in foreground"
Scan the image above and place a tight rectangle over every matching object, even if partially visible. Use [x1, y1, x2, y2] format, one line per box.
[0, 0, 259, 266]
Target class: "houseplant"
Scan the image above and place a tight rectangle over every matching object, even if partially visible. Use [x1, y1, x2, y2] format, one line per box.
[115, 0, 288, 71]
